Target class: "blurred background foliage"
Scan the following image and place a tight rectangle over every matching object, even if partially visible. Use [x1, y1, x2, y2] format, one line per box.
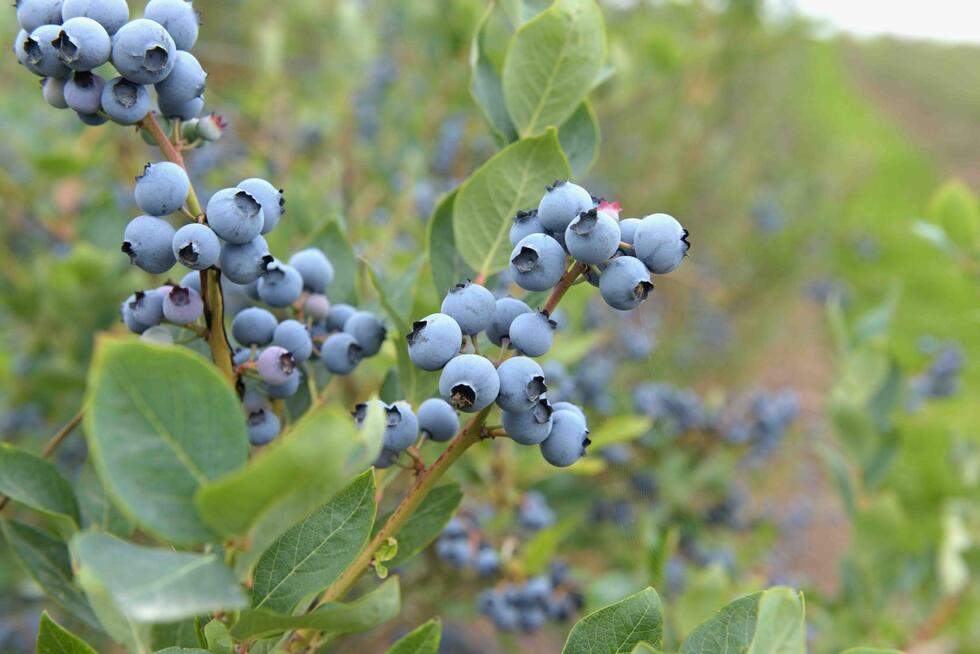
[0, 0, 977, 652]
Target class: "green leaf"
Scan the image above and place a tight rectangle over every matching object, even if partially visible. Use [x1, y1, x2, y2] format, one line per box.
[558, 101, 599, 177]
[629, 645, 662, 654]
[76, 463, 132, 538]
[71, 532, 246, 624]
[453, 129, 570, 276]
[839, 649, 903, 654]
[386, 619, 441, 654]
[522, 518, 576, 574]
[0, 443, 79, 529]
[251, 470, 377, 614]
[927, 180, 979, 247]
[230, 577, 400, 640]
[195, 404, 382, 567]
[1, 521, 99, 630]
[203, 619, 233, 654]
[563, 587, 663, 653]
[36, 612, 98, 654]
[308, 218, 359, 305]
[587, 415, 652, 448]
[84, 339, 248, 545]
[470, 5, 518, 145]
[679, 588, 805, 654]
[151, 619, 203, 650]
[426, 189, 473, 298]
[377, 483, 463, 567]
[502, 0, 606, 136]
[154, 649, 211, 653]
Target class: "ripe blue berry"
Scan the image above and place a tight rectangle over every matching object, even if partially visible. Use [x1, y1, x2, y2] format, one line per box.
[162, 285, 203, 325]
[206, 188, 264, 244]
[633, 213, 690, 274]
[551, 402, 587, 425]
[303, 293, 330, 320]
[599, 255, 653, 310]
[496, 356, 546, 413]
[486, 297, 531, 346]
[63, 71, 103, 113]
[326, 303, 356, 332]
[257, 345, 297, 386]
[75, 110, 106, 126]
[171, 223, 219, 270]
[439, 354, 500, 413]
[475, 547, 501, 577]
[54, 16, 110, 71]
[440, 280, 495, 336]
[509, 209, 545, 247]
[110, 18, 175, 85]
[509, 311, 556, 357]
[417, 398, 459, 442]
[247, 409, 280, 446]
[509, 233, 566, 292]
[24, 25, 70, 78]
[14, 29, 31, 67]
[273, 319, 313, 362]
[61, 0, 129, 35]
[120, 295, 149, 333]
[144, 0, 199, 51]
[540, 409, 590, 467]
[383, 401, 418, 452]
[408, 313, 463, 371]
[239, 178, 285, 235]
[157, 92, 203, 121]
[232, 307, 276, 346]
[219, 236, 272, 284]
[321, 332, 363, 374]
[343, 311, 386, 356]
[16, 0, 64, 33]
[502, 399, 553, 445]
[122, 215, 176, 274]
[135, 162, 190, 217]
[257, 260, 303, 308]
[155, 50, 205, 106]
[128, 288, 165, 326]
[101, 77, 149, 124]
[41, 76, 68, 108]
[288, 248, 335, 293]
[373, 448, 398, 469]
[536, 180, 594, 233]
[618, 217, 641, 253]
[565, 208, 621, 264]
[263, 372, 301, 399]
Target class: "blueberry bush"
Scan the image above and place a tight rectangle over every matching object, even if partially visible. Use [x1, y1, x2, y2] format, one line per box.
[1, 1, 978, 653]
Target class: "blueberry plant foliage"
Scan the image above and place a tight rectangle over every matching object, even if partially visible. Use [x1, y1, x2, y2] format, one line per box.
[0, 1, 909, 653]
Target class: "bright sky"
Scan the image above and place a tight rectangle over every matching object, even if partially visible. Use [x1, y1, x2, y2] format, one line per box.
[776, 0, 980, 44]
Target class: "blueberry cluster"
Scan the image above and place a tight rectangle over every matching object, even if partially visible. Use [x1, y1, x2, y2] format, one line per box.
[476, 562, 583, 633]
[907, 342, 964, 411]
[356, 398, 460, 468]
[721, 390, 800, 463]
[516, 490, 556, 531]
[12, 0, 219, 130]
[434, 516, 501, 577]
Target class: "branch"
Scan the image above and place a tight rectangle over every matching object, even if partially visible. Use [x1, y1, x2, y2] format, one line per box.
[0, 408, 84, 512]
[543, 261, 588, 315]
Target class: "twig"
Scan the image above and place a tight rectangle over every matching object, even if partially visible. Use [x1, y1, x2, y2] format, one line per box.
[0, 408, 84, 512]
[543, 261, 588, 315]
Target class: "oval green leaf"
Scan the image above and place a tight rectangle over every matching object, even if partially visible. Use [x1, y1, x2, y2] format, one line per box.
[386, 618, 442, 654]
[680, 588, 806, 654]
[36, 612, 98, 654]
[558, 101, 600, 178]
[376, 483, 463, 567]
[0, 444, 78, 529]
[563, 587, 664, 654]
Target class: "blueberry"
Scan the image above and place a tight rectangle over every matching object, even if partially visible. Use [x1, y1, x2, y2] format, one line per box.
[536, 180, 594, 233]
[262, 371, 301, 399]
[135, 162, 190, 217]
[321, 332, 363, 374]
[231, 307, 277, 346]
[128, 288, 164, 326]
[273, 319, 313, 362]
[440, 280, 495, 335]
[16, 0, 64, 33]
[257, 345, 297, 386]
[171, 223, 219, 270]
[407, 313, 463, 371]
[417, 398, 459, 442]
[222, 279, 253, 317]
[486, 296, 531, 346]
[442, 517, 467, 539]
[633, 213, 690, 274]
[618, 217, 641, 252]
[41, 76, 68, 108]
[491, 600, 519, 632]
[60, 0, 128, 35]
[383, 401, 418, 451]
[437, 537, 472, 568]
[23, 25, 70, 78]
[53, 16, 109, 71]
[162, 285, 202, 324]
[144, 0, 199, 51]
[257, 260, 303, 308]
[101, 77, 149, 124]
[599, 255, 653, 311]
[540, 409, 590, 467]
[509, 209, 545, 246]
[111, 18, 175, 84]
[14, 29, 31, 67]
[239, 178, 286, 235]
[439, 354, 500, 413]
[551, 401, 586, 424]
[509, 233, 566, 292]
[502, 399, 553, 445]
[496, 357, 546, 413]
[75, 110, 106, 126]
[343, 311, 386, 357]
[372, 448, 399, 469]
[158, 92, 203, 121]
[206, 188, 265, 245]
[218, 236, 271, 285]
[155, 50, 205, 106]
[474, 547, 500, 577]
[565, 208, 621, 264]
[520, 606, 547, 632]
[508, 311, 556, 357]
[63, 70, 103, 113]
[247, 409, 280, 446]
[288, 249, 336, 295]
[122, 215, 176, 274]
[523, 575, 553, 604]
[303, 293, 330, 320]
[326, 303, 356, 332]
[120, 295, 149, 333]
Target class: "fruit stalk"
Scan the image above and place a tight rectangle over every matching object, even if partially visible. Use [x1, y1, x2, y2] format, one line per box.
[543, 261, 588, 315]
[138, 111, 236, 385]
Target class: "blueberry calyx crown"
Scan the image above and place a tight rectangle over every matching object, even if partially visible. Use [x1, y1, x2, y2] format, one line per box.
[512, 246, 539, 273]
